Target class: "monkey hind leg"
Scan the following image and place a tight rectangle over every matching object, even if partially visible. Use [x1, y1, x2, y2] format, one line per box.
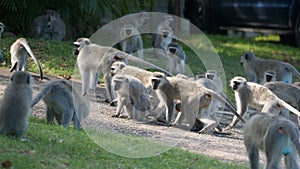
[61, 109, 75, 128]
[73, 112, 81, 130]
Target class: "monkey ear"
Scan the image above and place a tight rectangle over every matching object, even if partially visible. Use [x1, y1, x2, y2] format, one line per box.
[119, 63, 126, 69]
[204, 93, 211, 99]
[84, 40, 91, 45]
[276, 103, 283, 109]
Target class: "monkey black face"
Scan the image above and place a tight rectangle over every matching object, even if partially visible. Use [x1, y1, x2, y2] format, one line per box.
[265, 74, 273, 82]
[231, 81, 241, 91]
[206, 74, 214, 80]
[151, 79, 161, 90]
[169, 47, 177, 54]
[162, 30, 169, 38]
[125, 29, 132, 36]
[72, 47, 79, 56]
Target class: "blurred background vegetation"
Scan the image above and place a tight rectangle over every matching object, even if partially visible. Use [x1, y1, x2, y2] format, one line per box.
[0, 0, 183, 40]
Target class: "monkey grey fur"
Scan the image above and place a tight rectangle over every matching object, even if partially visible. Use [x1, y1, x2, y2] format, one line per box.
[43, 15, 66, 41]
[73, 37, 172, 102]
[31, 80, 90, 130]
[0, 71, 33, 139]
[111, 75, 151, 121]
[0, 22, 4, 62]
[243, 113, 300, 169]
[9, 38, 43, 80]
[119, 24, 143, 59]
[150, 72, 245, 127]
[31, 10, 60, 39]
[227, 76, 300, 129]
[166, 42, 186, 74]
[240, 51, 300, 83]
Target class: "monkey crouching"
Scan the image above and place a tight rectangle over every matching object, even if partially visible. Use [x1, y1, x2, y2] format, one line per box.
[31, 80, 90, 130]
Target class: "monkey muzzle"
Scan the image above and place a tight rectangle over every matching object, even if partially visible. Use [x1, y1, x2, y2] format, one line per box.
[162, 31, 169, 38]
[151, 79, 160, 90]
[206, 74, 214, 80]
[169, 47, 177, 54]
[125, 29, 132, 36]
[231, 81, 240, 90]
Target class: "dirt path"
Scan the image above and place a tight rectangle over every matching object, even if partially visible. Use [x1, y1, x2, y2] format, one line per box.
[0, 68, 254, 165]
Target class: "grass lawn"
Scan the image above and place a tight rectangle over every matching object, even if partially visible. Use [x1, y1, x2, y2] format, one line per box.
[0, 34, 299, 168]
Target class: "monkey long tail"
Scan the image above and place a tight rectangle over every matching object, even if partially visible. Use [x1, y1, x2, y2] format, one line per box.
[208, 89, 245, 123]
[23, 43, 43, 80]
[31, 84, 53, 107]
[284, 62, 300, 79]
[279, 98, 300, 117]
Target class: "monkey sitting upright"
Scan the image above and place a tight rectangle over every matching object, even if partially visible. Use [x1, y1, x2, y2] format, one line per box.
[0, 71, 33, 140]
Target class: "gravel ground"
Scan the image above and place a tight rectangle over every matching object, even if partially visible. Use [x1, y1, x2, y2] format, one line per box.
[0, 68, 260, 166]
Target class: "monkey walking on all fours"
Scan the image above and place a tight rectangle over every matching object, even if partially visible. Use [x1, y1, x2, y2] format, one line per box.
[150, 72, 245, 131]
[240, 51, 300, 84]
[243, 113, 300, 169]
[111, 75, 151, 121]
[227, 76, 300, 129]
[0, 72, 33, 141]
[31, 80, 90, 130]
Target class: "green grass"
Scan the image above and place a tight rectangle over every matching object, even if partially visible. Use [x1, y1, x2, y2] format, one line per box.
[1, 34, 300, 168]
[0, 118, 247, 169]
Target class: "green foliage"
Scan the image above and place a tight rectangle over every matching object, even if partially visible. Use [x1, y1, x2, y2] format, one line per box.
[0, 0, 152, 38]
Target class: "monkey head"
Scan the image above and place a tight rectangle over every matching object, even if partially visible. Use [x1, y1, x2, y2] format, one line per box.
[11, 71, 32, 85]
[205, 70, 217, 80]
[167, 42, 179, 54]
[240, 51, 255, 66]
[120, 24, 135, 37]
[137, 11, 149, 27]
[264, 71, 276, 82]
[110, 61, 126, 76]
[150, 72, 166, 90]
[230, 76, 247, 91]
[73, 38, 91, 56]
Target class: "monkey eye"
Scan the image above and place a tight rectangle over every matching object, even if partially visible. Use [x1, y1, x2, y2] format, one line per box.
[111, 67, 115, 71]
[74, 44, 80, 48]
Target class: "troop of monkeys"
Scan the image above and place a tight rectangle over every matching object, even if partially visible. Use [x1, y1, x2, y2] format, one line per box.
[1, 12, 300, 168]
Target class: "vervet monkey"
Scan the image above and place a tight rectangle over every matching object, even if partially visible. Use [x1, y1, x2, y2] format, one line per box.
[262, 70, 276, 84]
[0, 72, 33, 139]
[31, 80, 90, 130]
[265, 81, 300, 117]
[166, 42, 186, 74]
[119, 24, 143, 59]
[240, 51, 300, 83]
[31, 10, 60, 38]
[175, 75, 230, 133]
[42, 14, 66, 41]
[9, 38, 43, 80]
[243, 113, 300, 169]
[152, 14, 174, 47]
[73, 37, 172, 102]
[111, 75, 151, 121]
[227, 76, 300, 129]
[150, 72, 245, 127]
[205, 70, 223, 91]
[111, 61, 154, 90]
